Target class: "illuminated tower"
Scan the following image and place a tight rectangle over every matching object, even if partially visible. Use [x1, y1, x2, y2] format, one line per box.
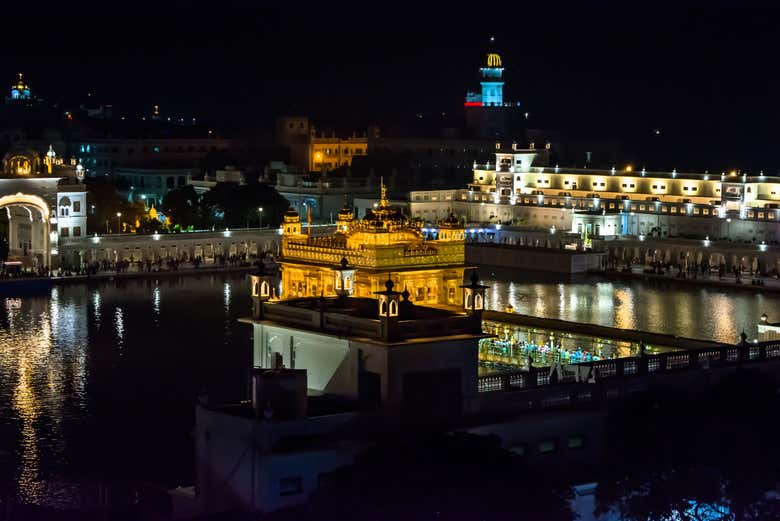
[464, 40, 523, 138]
[335, 204, 354, 234]
[480, 53, 504, 107]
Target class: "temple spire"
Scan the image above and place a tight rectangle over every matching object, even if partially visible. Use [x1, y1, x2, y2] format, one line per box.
[379, 176, 389, 208]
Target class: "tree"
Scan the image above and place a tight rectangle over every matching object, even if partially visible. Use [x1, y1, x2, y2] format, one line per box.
[200, 182, 288, 229]
[161, 185, 201, 230]
[596, 369, 780, 520]
[84, 177, 125, 234]
[271, 432, 575, 521]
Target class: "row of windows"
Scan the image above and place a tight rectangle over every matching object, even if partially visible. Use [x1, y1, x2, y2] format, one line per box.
[60, 226, 82, 237]
[316, 148, 364, 155]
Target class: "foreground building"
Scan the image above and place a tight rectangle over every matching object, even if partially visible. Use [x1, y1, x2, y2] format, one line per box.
[193, 271, 488, 515]
[278, 182, 468, 306]
[411, 143, 780, 242]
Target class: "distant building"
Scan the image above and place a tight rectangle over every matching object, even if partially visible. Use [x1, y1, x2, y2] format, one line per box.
[7, 73, 31, 103]
[411, 142, 780, 242]
[115, 166, 192, 208]
[275, 116, 368, 173]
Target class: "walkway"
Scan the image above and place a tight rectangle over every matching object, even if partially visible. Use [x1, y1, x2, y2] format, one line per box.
[605, 266, 780, 293]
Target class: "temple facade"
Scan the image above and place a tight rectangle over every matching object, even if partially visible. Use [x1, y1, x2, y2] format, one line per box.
[279, 182, 468, 306]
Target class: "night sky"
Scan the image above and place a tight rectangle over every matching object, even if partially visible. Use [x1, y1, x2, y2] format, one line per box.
[3, 1, 780, 171]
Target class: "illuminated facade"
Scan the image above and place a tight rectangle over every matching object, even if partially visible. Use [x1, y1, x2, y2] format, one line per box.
[0, 145, 85, 267]
[411, 143, 780, 242]
[276, 116, 368, 172]
[279, 182, 468, 306]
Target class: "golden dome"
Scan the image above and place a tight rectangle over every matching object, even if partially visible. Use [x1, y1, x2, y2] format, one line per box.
[337, 205, 354, 220]
[486, 53, 502, 68]
[283, 207, 300, 223]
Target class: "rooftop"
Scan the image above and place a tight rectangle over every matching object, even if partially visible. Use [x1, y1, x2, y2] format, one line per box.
[242, 295, 486, 344]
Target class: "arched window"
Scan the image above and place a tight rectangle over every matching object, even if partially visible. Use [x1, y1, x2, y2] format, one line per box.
[345, 276, 352, 289]
[253, 282, 259, 296]
[466, 293, 473, 309]
[475, 293, 483, 310]
[260, 281, 270, 297]
[389, 300, 398, 316]
[380, 300, 388, 315]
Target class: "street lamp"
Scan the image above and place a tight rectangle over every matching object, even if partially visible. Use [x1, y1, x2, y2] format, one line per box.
[116, 212, 122, 234]
[258, 207, 264, 228]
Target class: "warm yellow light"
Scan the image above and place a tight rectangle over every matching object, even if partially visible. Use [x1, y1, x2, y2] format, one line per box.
[486, 53, 502, 67]
[730, 170, 737, 176]
[625, 165, 633, 173]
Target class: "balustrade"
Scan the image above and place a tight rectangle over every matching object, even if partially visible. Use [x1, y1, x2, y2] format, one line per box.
[477, 340, 780, 397]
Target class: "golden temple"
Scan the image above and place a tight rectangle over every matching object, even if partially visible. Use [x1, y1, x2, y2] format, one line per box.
[279, 180, 468, 305]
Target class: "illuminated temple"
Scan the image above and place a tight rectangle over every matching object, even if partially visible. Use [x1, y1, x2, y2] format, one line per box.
[279, 182, 468, 306]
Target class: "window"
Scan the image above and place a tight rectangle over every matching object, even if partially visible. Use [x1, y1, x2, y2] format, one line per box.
[567, 435, 585, 449]
[73, 201, 81, 212]
[639, 205, 646, 211]
[703, 208, 710, 215]
[538, 440, 558, 454]
[74, 226, 81, 237]
[759, 212, 765, 219]
[671, 207, 678, 213]
[61, 227, 69, 237]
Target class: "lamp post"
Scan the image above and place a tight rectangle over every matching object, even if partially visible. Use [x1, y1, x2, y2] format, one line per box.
[116, 212, 122, 234]
[258, 207, 264, 228]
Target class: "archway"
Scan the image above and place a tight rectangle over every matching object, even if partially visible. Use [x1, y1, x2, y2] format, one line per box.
[0, 193, 51, 269]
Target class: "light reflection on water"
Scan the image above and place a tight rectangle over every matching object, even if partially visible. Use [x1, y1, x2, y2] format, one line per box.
[0, 275, 253, 509]
[482, 270, 779, 343]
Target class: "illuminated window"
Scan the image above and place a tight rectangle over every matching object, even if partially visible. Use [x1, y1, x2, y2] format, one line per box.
[671, 207, 678, 213]
[703, 208, 709, 215]
[538, 440, 557, 454]
[758, 212, 765, 219]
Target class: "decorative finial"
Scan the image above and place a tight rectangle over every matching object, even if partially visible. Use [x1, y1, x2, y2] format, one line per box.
[385, 276, 394, 292]
[340, 256, 348, 269]
[402, 286, 410, 301]
[470, 270, 480, 286]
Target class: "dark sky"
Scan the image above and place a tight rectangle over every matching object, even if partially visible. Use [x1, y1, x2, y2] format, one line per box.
[3, 1, 780, 171]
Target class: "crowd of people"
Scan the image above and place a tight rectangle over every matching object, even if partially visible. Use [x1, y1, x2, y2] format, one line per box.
[0, 252, 275, 280]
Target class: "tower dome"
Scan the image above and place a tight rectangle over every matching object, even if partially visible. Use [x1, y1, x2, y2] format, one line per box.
[283, 207, 300, 223]
[336, 204, 354, 234]
[10, 73, 31, 101]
